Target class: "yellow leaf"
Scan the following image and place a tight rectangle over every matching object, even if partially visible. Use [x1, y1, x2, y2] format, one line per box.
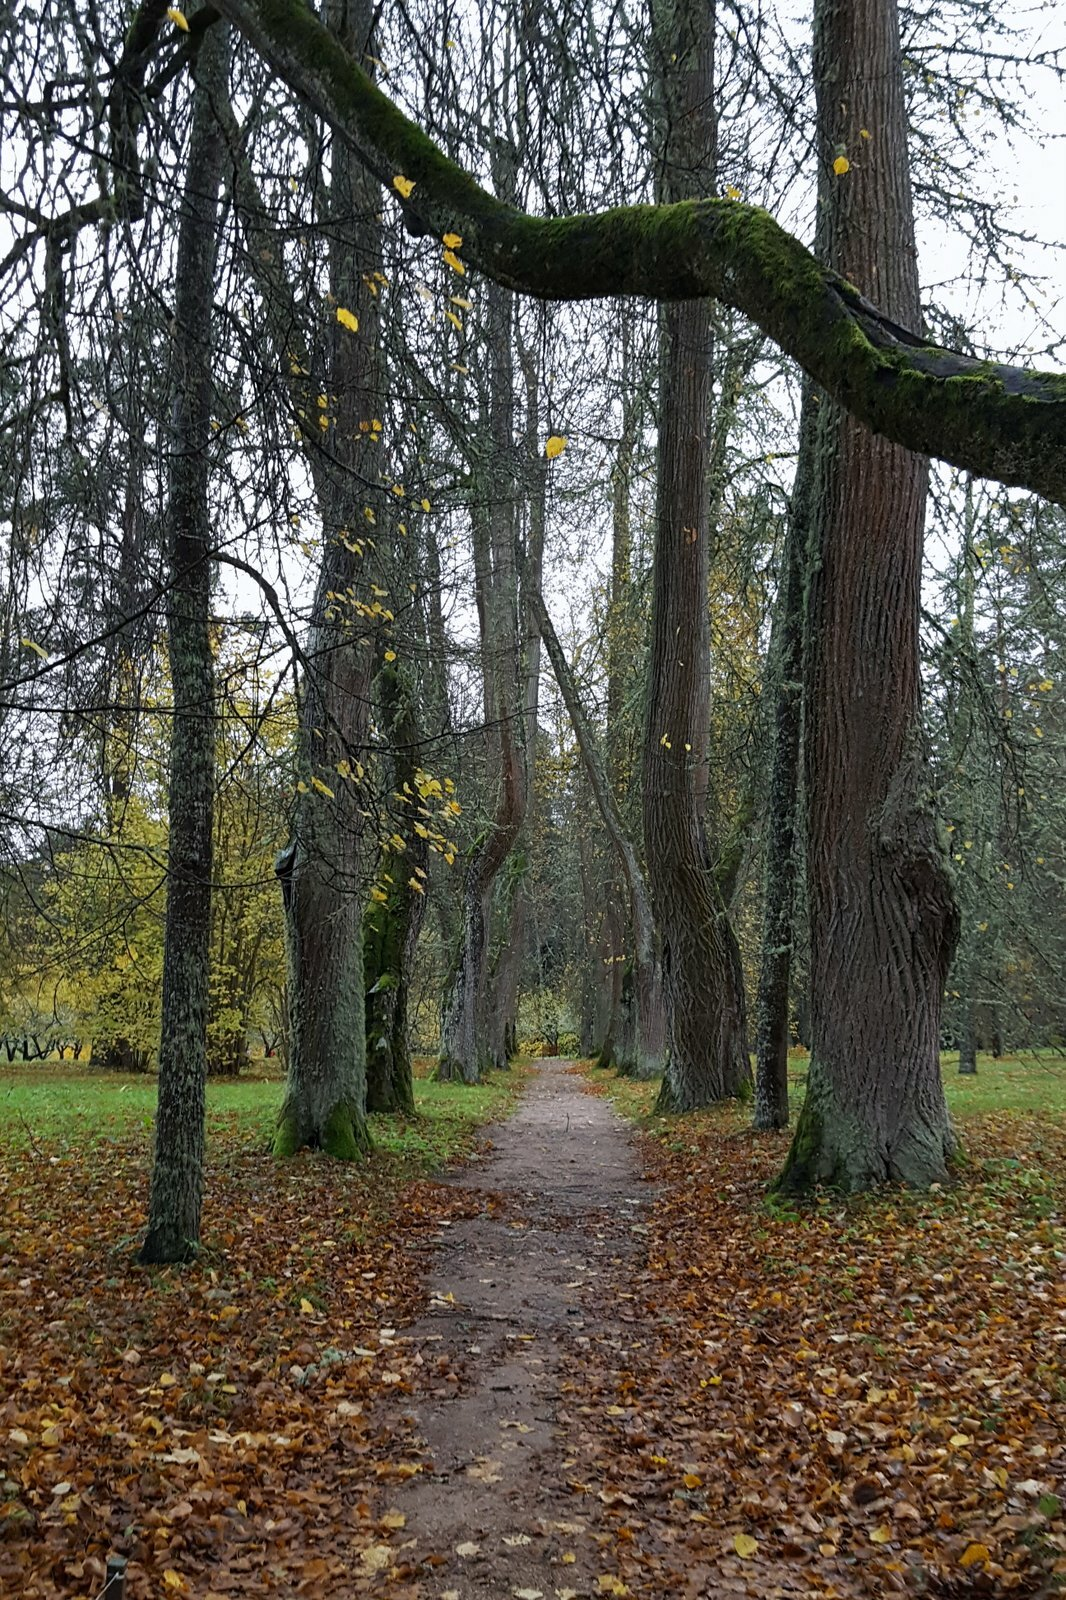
[683, 1472, 703, 1488]
[408, 877, 426, 894]
[870, 1524, 893, 1544]
[960, 1544, 991, 1569]
[166, 8, 189, 30]
[392, 175, 415, 198]
[158, 1372, 177, 1388]
[163, 1572, 186, 1591]
[20, 637, 47, 657]
[596, 1580, 628, 1596]
[336, 307, 359, 332]
[384, 649, 397, 662]
[420, 498, 432, 512]
[336, 759, 352, 779]
[360, 1546, 392, 1573]
[451, 294, 473, 309]
[445, 309, 463, 330]
[950, 1434, 972, 1448]
[545, 434, 567, 459]
[733, 1534, 758, 1559]
[299, 1297, 315, 1315]
[311, 776, 335, 799]
[725, 185, 742, 200]
[860, 127, 872, 139]
[833, 155, 850, 175]
[442, 232, 462, 248]
[381, 1510, 406, 1529]
[442, 248, 465, 275]
[369, 886, 388, 903]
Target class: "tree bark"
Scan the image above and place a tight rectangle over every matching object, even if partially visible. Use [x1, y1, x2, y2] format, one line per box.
[364, 666, 427, 1116]
[776, 0, 959, 1192]
[643, 0, 750, 1112]
[139, 23, 230, 1265]
[753, 397, 814, 1131]
[437, 281, 525, 1082]
[273, 0, 383, 1157]
[535, 592, 667, 1080]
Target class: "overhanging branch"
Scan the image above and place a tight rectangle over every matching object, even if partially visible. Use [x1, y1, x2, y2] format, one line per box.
[197, 0, 1066, 502]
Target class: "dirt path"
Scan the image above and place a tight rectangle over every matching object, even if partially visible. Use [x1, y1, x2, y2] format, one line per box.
[393, 1058, 651, 1597]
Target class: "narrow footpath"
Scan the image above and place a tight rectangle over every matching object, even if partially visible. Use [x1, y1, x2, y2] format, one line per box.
[393, 1058, 652, 1597]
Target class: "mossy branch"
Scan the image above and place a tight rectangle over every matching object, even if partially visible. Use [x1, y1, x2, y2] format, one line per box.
[200, 0, 1066, 504]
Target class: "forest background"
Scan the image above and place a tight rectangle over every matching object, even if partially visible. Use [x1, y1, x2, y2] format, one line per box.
[0, 0, 1065, 1233]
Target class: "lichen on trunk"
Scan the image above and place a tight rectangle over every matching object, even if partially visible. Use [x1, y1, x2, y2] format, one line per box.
[139, 23, 230, 1265]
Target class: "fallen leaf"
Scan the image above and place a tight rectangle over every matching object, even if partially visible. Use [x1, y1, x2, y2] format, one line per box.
[359, 1546, 392, 1573]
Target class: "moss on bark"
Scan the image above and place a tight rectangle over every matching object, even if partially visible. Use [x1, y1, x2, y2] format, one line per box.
[211, 0, 1066, 501]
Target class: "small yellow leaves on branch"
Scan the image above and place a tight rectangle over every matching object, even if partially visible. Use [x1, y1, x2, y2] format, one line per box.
[299, 1297, 315, 1315]
[833, 154, 851, 175]
[545, 434, 567, 460]
[733, 1534, 759, 1560]
[445, 309, 463, 331]
[860, 127, 872, 140]
[20, 638, 47, 658]
[166, 8, 190, 30]
[451, 295, 473, 310]
[392, 175, 416, 198]
[384, 649, 397, 662]
[311, 776, 335, 799]
[442, 232, 462, 249]
[336, 307, 359, 333]
[420, 497, 432, 512]
[725, 185, 742, 200]
[442, 249, 465, 276]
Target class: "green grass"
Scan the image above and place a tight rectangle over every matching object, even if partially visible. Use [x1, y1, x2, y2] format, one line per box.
[585, 1049, 1066, 1127]
[0, 1056, 531, 1171]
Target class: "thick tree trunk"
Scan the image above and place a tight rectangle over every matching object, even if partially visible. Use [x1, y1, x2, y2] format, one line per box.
[643, 0, 750, 1111]
[777, 0, 958, 1192]
[753, 399, 813, 1131]
[139, 24, 230, 1265]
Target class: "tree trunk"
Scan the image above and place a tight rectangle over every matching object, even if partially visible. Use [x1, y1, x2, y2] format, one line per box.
[272, 0, 383, 1157]
[777, 0, 958, 1192]
[643, 0, 750, 1111]
[364, 666, 427, 1116]
[957, 998, 978, 1076]
[753, 398, 813, 1131]
[535, 592, 668, 1080]
[439, 279, 540, 1081]
[139, 23, 230, 1265]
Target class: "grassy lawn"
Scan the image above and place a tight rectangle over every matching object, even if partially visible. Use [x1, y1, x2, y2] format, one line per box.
[586, 1047, 1066, 1128]
[0, 1053, 529, 1168]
